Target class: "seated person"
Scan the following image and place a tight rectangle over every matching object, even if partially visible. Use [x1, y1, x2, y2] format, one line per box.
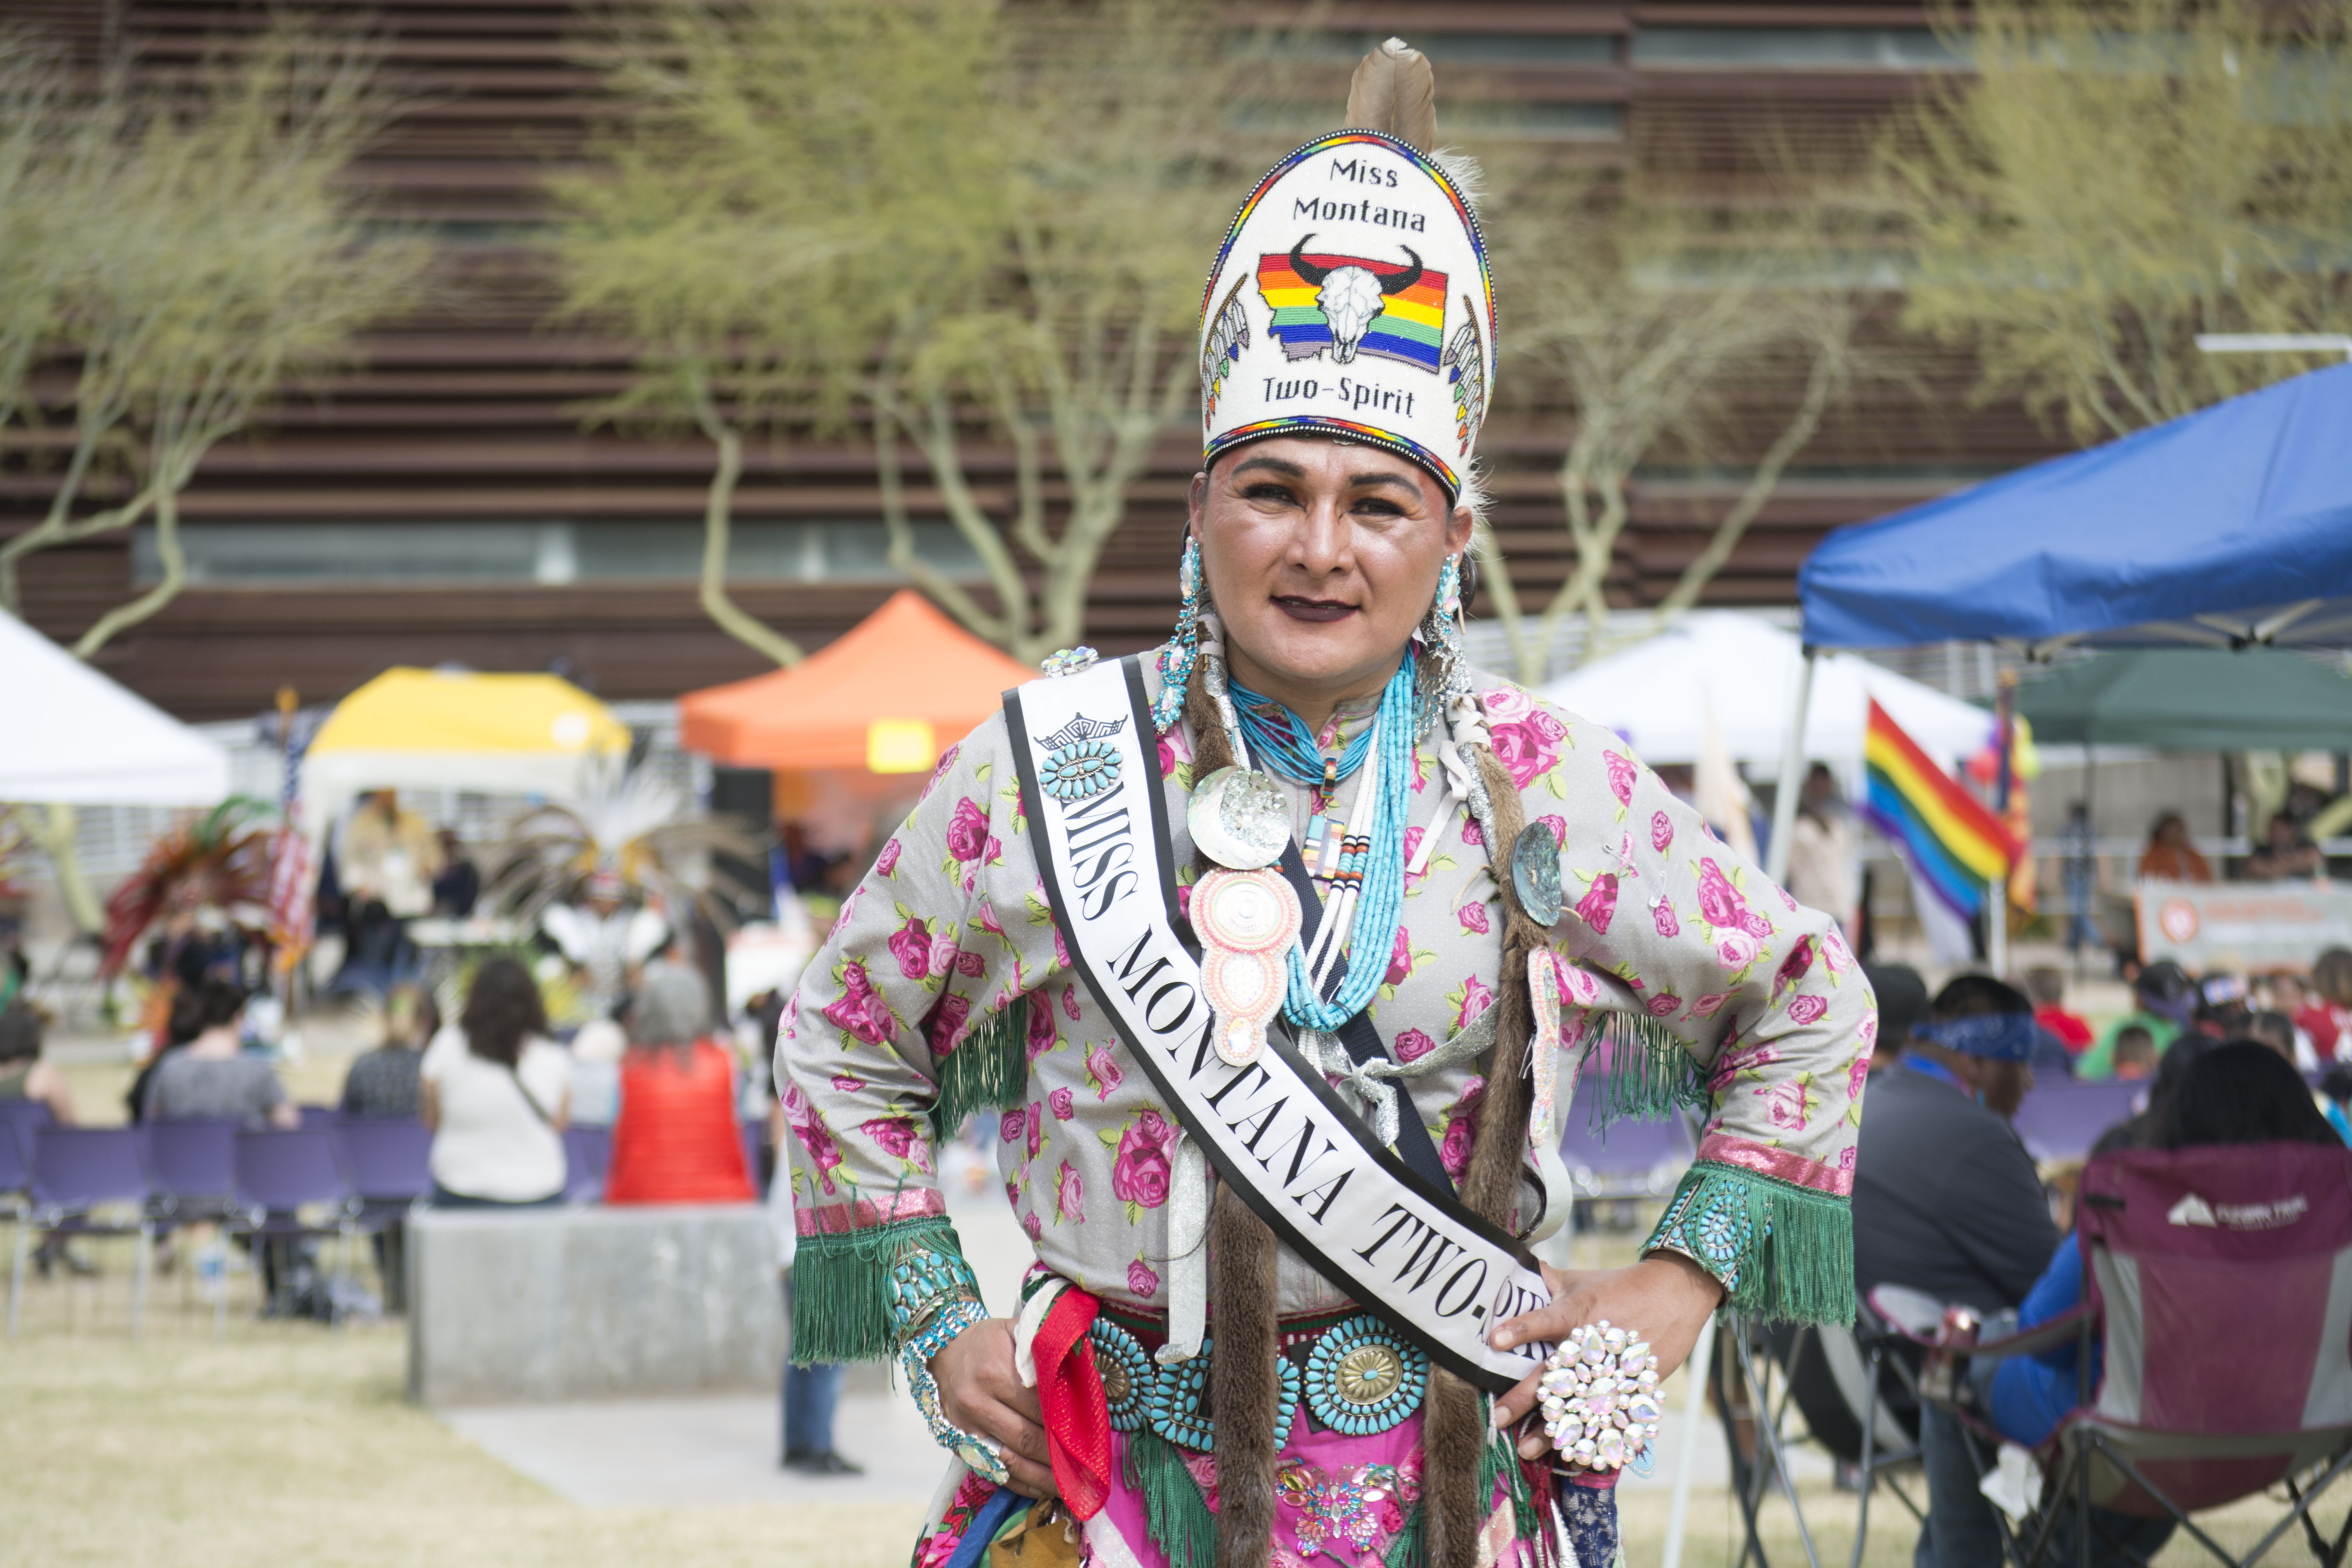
[2138, 812, 2213, 884]
[604, 964, 755, 1205]
[421, 958, 570, 1208]
[340, 984, 437, 1119]
[2092, 1031, 2216, 1152]
[1862, 961, 1929, 1076]
[2270, 973, 2332, 1062]
[1852, 974, 2059, 1568]
[2322, 1068, 2352, 1147]
[2243, 1010, 2303, 1068]
[0, 999, 75, 1125]
[2245, 814, 2324, 881]
[143, 980, 298, 1129]
[2110, 1024, 2158, 1081]
[2310, 950, 2352, 1063]
[2077, 960, 2194, 1079]
[565, 1017, 624, 1129]
[1981, 1043, 2341, 1561]
[2027, 965, 2094, 1059]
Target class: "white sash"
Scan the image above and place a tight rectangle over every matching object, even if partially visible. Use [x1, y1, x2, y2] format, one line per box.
[1006, 656, 1553, 1394]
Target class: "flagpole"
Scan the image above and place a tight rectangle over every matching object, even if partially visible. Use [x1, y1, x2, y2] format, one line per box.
[1766, 646, 1817, 884]
[273, 686, 301, 1021]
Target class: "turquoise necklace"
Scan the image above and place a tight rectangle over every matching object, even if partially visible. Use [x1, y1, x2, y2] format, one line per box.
[1277, 654, 1416, 1033]
[1227, 677, 1375, 790]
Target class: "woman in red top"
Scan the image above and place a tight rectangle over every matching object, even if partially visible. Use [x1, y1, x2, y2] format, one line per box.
[604, 963, 755, 1205]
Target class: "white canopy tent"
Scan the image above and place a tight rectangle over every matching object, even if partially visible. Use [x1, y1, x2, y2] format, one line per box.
[0, 610, 229, 807]
[1537, 612, 1996, 788]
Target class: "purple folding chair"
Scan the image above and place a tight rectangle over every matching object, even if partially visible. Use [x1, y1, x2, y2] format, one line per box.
[232, 1129, 359, 1319]
[334, 1119, 431, 1317]
[142, 1118, 241, 1229]
[334, 1120, 432, 1210]
[296, 1104, 339, 1131]
[8, 1128, 152, 1339]
[1554, 1074, 1696, 1267]
[2011, 1080, 2143, 1162]
[0, 1122, 25, 1199]
[562, 1124, 612, 1205]
[0, 1100, 51, 1163]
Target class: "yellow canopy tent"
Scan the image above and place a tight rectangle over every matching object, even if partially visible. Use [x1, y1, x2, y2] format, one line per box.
[298, 667, 629, 838]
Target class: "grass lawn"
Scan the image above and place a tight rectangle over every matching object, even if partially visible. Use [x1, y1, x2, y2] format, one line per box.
[14, 1036, 2343, 1565]
[0, 1300, 924, 1568]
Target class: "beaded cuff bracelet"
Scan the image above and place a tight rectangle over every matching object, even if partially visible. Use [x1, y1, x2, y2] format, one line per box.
[888, 1247, 1004, 1484]
[902, 1300, 1007, 1484]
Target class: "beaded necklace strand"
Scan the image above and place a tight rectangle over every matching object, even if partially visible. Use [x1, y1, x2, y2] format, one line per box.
[1281, 653, 1416, 1033]
[1227, 677, 1375, 788]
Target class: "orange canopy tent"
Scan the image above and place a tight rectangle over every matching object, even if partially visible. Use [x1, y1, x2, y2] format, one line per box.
[679, 590, 1039, 772]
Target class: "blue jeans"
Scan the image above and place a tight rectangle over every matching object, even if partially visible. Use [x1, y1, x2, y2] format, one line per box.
[782, 1276, 845, 1457]
[1917, 1402, 2176, 1568]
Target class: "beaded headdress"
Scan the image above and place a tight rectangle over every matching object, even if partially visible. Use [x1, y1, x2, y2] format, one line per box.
[1196, 40, 1496, 502]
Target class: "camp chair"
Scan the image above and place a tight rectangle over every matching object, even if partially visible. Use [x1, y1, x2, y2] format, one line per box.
[1880, 1140, 2352, 1568]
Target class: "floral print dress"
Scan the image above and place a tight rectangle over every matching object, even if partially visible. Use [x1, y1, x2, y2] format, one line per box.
[778, 654, 1873, 1566]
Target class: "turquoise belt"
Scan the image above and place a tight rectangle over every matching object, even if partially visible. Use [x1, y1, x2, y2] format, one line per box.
[1090, 1301, 1431, 1450]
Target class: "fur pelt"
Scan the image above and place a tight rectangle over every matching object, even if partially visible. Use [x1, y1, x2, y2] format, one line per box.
[1210, 1182, 1281, 1568]
[1186, 663, 1283, 1568]
[1423, 746, 1545, 1568]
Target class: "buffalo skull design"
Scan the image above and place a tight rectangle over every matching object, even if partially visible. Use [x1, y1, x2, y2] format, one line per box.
[1289, 235, 1423, 365]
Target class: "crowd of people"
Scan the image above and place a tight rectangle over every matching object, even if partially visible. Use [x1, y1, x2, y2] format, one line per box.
[4, 942, 860, 1477]
[2138, 800, 2343, 886]
[1851, 955, 2351, 1567]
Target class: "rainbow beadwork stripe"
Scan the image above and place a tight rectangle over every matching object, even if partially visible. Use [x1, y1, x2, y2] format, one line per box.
[1207, 415, 1460, 500]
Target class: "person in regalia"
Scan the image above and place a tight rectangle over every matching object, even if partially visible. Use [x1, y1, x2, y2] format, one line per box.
[776, 39, 1875, 1568]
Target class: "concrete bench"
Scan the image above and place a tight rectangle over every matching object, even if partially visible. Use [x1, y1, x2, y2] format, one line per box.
[408, 1203, 786, 1407]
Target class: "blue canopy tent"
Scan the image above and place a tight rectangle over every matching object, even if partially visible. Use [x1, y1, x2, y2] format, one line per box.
[1766, 365, 2352, 883]
[1798, 361, 2352, 654]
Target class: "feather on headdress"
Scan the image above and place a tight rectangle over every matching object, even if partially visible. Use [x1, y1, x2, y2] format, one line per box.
[1345, 37, 1436, 153]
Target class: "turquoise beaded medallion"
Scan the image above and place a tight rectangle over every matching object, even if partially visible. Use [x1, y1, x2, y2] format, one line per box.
[1036, 714, 1127, 802]
[1146, 1334, 1302, 1451]
[1089, 1317, 1159, 1433]
[1301, 1315, 1427, 1437]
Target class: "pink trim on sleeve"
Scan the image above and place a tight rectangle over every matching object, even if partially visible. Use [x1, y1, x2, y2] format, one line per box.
[1694, 1133, 1853, 1197]
[795, 1187, 949, 1236]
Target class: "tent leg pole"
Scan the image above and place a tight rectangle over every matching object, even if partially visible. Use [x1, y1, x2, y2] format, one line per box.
[1766, 647, 1818, 885]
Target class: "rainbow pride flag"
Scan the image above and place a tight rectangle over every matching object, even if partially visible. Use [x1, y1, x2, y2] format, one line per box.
[1255, 250, 1447, 371]
[1859, 699, 2022, 921]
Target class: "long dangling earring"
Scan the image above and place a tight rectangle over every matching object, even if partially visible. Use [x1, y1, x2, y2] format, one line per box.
[1154, 534, 1203, 734]
[1416, 551, 1468, 735]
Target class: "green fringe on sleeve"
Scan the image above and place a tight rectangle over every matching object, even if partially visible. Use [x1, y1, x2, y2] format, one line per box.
[930, 995, 1031, 1141]
[788, 1215, 966, 1365]
[1641, 1160, 1855, 1327]
[1578, 1012, 1712, 1130]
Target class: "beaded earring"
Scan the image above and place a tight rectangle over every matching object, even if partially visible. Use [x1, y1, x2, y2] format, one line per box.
[1153, 534, 1204, 734]
[1416, 551, 1470, 736]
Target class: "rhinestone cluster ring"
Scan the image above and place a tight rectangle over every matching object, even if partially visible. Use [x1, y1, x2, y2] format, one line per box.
[1537, 1319, 1663, 1474]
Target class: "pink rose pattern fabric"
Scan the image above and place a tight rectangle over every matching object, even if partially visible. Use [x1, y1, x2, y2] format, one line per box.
[776, 659, 1871, 1317]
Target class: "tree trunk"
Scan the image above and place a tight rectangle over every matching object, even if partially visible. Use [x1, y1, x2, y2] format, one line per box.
[696, 424, 804, 668]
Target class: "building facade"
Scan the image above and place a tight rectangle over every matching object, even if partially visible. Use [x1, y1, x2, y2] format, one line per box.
[2, 1, 2062, 721]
